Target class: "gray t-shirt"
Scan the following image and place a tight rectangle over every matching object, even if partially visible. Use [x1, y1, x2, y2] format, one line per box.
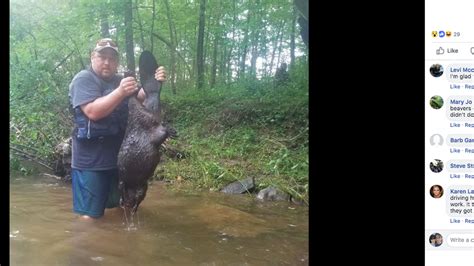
[69, 67, 128, 170]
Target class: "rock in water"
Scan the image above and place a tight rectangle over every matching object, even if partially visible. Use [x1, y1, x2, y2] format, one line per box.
[256, 186, 290, 201]
[220, 177, 255, 194]
[53, 137, 72, 182]
[117, 51, 170, 214]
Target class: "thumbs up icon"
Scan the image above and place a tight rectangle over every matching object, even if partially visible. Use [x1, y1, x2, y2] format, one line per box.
[436, 47, 444, 55]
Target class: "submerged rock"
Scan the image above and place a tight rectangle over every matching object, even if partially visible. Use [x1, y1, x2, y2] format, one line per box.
[290, 196, 306, 206]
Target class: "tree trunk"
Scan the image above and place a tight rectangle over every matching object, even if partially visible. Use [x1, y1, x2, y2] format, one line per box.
[150, 0, 156, 53]
[135, 0, 146, 49]
[249, 0, 262, 79]
[124, 0, 135, 72]
[185, 26, 194, 81]
[203, 24, 210, 80]
[226, 41, 233, 84]
[290, 5, 296, 69]
[225, 1, 234, 83]
[269, 22, 284, 76]
[210, 33, 218, 88]
[219, 43, 226, 84]
[100, 16, 110, 38]
[196, 0, 206, 89]
[249, 39, 258, 78]
[210, 2, 222, 88]
[238, 9, 251, 79]
[239, 1, 254, 78]
[249, 23, 259, 79]
[276, 29, 284, 70]
[164, 0, 177, 94]
[172, 25, 179, 89]
[294, 0, 308, 47]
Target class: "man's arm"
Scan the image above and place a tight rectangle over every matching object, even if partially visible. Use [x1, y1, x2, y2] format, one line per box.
[82, 77, 138, 121]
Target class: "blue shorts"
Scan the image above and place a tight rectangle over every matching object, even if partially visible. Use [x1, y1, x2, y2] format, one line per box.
[72, 168, 120, 218]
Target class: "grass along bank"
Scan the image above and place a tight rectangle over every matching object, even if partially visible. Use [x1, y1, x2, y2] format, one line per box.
[155, 78, 308, 205]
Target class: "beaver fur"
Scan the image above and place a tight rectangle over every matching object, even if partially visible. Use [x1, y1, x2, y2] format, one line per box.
[117, 51, 169, 214]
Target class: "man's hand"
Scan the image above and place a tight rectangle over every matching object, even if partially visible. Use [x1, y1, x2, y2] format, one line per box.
[119, 76, 139, 97]
[155, 66, 167, 82]
[82, 76, 137, 121]
[137, 66, 166, 103]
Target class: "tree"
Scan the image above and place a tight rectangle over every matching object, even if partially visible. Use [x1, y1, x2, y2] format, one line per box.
[290, 5, 296, 69]
[238, 5, 251, 79]
[249, 0, 262, 79]
[164, 0, 177, 94]
[294, 0, 308, 48]
[124, 0, 135, 72]
[100, 16, 110, 38]
[196, 0, 206, 89]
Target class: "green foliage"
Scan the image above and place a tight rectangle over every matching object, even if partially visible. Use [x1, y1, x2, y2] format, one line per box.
[10, 157, 22, 172]
[158, 65, 308, 203]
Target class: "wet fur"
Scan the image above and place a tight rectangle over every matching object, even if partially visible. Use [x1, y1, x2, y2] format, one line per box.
[117, 51, 169, 213]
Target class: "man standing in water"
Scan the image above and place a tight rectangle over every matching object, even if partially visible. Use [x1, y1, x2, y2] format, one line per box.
[68, 38, 166, 219]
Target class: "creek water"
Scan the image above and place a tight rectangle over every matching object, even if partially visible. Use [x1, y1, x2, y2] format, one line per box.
[10, 175, 308, 265]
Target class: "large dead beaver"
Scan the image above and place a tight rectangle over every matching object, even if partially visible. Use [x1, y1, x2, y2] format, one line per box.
[117, 51, 169, 215]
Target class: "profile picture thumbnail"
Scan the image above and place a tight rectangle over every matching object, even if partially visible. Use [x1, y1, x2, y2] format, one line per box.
[430, 185, 444, 198]
[430, 64, 444, 77]
[430, 95, 444, 109]
[430, 159, 444, 173]
[429, 134, 444, 146]
[429, 233, 443, 247]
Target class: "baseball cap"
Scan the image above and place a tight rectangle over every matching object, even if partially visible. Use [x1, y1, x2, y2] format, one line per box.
[94, 38, 118, 53]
